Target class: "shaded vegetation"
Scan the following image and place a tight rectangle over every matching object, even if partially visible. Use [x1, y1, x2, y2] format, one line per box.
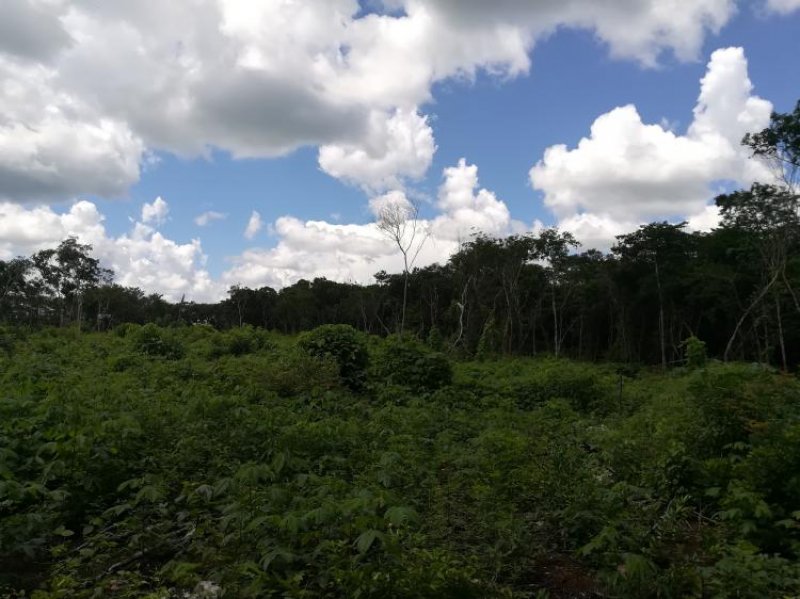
[2, 326, 799, 597]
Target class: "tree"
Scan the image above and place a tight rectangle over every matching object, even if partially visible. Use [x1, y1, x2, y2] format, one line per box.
[0, 257, 31, 322]
[716, 184, 800, 366]
[31, 238, 111, 328]
[743, 100, 800, 191]
[613, 223, 696, 368]
[536, 229, 579, 358]
[227, 285, 249, 327]
[376, 197, 428, 335]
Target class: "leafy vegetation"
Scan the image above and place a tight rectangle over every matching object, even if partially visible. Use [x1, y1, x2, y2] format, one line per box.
[2, 326, 800, 598]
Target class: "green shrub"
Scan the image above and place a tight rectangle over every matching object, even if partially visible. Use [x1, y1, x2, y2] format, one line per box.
[689, 364, 798, 451]
[682, 335, 707, 369]
[476, 314, 500, 361]
[0, 325, 22, 356]
[207, 325, 277, 358]
[427, 326, 444, 351]
[280, 353, 338, 396]
[372, 335, 453, 393]
[131, 323, 185, 359]
[113, 322, 141, 338]
[297, 324, 368, 391]
[457, 358, 611, 412]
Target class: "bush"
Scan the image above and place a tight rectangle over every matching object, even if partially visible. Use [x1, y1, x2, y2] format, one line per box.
[113, 322, 141, 338]
[262, 349, 340, 397]
[475, 314, 500, 361]
[689, 363, 799, 452]
[427, 326, 444, 351]
[297, 324, 369, 391]
[0, 325, 23, 356]
[457, 358, 611, 412]
[207, 326, 277, 357]
[131, 323, 185, 359]
[372, 335, 453, 393]
[682, 336, 707, 369]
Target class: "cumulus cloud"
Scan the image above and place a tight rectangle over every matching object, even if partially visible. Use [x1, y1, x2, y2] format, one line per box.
[0, 55, 144, 203]
[765, 0, 800, 13]
[412, 0, 735, 66]
[141, 196, 169, 226]
[0, 0, 72, 62]
[0, 0, 744, 203]
[244, 210, 263, 240]
[194, 210, 227, 226]
[530, 47, 772, 249]
[0, 198, 219, 302]
[319, 109, 436, 191]
[223, 158, 521, 289]
[686, 204, 722, 232]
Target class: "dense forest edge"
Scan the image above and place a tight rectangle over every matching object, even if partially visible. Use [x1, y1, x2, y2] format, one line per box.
[2, 101, 799, 369]
[1, 103, 799, 598]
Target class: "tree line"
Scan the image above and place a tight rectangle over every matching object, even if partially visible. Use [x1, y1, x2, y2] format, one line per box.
[2, 101, 798, 369]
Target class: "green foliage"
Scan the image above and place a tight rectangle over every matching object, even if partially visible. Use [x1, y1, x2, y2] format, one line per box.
[207, 325, 277, 357]
[113, 322, 141, 338]
[682, 335, 707, 369]
[475, 313, 500, 361]
[297, 324, 369, 391]
[458, 357, 613, 412]
[372, 334, 453, 393]
[0, 325, 24, 356]
[426, 326, 444, 351]
[2, 331, 800, 598]
[131, 323, 185, 359]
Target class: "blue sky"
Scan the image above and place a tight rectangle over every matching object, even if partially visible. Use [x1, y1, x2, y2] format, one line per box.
[1, 1, 799, 299]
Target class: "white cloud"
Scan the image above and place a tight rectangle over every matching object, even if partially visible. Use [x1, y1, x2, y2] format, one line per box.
[0, 0, 743, 203]
[0, 199, 220, 302]
[557, 213, 638, 253]
[765, 0, 800, 13]
[0, 0, 72, 62]
[369, 189, 415, 218]
[530, 47, 772, 249]
[141, 196, 169, 226]
[0, 55, 144, 203]
[394, 0, 735, 68]
[222, 158, 522, 289]
[194, 210, 227, 226]
[686, 204, 722, 231]
[244, 210, 263, 240]
[318, 108, 436, 191]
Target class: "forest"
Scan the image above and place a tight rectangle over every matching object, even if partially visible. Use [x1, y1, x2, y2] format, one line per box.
[0, 103, 798, 597]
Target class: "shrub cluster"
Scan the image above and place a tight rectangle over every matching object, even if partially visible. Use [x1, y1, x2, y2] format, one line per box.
[297, 324, 369, 391]
[372, 334, 453, 393]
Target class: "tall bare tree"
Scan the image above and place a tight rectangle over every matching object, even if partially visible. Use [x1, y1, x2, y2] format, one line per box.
[376, 198, 429, 334]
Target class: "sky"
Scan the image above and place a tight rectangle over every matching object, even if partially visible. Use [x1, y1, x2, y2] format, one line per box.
[1, 0, 799, 301]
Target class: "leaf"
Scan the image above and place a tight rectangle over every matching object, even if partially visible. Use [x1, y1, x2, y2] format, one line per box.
[384, 506, 417, 527]
[135, 484, 163, 504]
[53, 525, 74, 537]
[259, 548, 294, 571]
[194, 484, 214, 501]
[355, 529, 384, 554]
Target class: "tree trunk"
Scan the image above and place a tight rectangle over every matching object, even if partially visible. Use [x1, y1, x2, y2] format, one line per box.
[452, 282, 468, 348]
[551, 285, 559, 357]
[400, 269, 409, 335]
[775, 293, 787, 371]
[654, 260, 666, 370]
[724, 270, 780, 362]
